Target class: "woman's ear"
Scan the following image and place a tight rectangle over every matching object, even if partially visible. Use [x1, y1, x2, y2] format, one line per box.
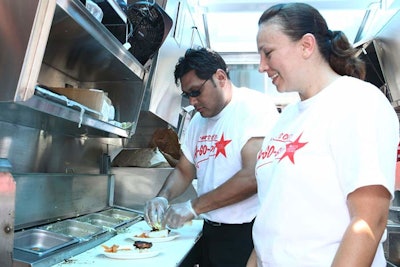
[300, 33, 316, 58]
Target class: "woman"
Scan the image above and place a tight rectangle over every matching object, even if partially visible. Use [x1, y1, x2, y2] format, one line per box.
[249, 3, 399, 267]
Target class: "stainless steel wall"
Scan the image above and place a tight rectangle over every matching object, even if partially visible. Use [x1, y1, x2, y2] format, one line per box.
[0, 111, 168, 174]
[0, 121, 121, 173]
[112, 167, 197, 211]
[13, 173, 111, 230]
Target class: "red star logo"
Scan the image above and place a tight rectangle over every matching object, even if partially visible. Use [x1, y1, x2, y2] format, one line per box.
[278, 133, 308, 164]
[215, 134, 232, 158]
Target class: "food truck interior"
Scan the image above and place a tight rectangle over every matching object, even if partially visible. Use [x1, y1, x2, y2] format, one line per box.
[1, 0, 400, 266]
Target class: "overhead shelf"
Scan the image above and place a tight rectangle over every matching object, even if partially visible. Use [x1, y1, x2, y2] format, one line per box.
[0, 0, 148, 138]
[0, 96, 130, 138]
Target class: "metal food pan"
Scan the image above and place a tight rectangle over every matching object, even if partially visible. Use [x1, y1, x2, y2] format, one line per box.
[14, 229, 78, 256]
[74, 213, 124, 229]
[98, 208, 142, 222]
[39, 220, 106, 241]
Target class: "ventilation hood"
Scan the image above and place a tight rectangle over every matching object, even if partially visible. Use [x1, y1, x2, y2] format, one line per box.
[359, 9, 400, 111]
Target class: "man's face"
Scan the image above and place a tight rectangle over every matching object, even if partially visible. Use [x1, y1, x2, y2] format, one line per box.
[180, 70, 227, 118]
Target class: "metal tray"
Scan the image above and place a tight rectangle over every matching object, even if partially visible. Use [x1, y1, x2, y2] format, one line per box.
[98, 208, 142, 222]
[74, 213, 124, 229]
[386, 223, 400, 265]
[14, 229, 78, 256]
[39, 219, 106, 241]
[389, 207, 400, 224]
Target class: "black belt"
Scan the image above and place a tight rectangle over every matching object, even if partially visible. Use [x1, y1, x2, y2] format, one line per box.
[204, 219, 224, 226]
[204, 219, 254, 227]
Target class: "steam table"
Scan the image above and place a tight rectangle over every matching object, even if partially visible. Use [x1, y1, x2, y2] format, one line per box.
[52, 220, 203, 267]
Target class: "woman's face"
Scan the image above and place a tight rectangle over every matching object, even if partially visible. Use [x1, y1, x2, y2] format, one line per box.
[257, 22, 304, 94]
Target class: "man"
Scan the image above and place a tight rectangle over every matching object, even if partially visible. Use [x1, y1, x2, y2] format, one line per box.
[144, 47, 279, 266]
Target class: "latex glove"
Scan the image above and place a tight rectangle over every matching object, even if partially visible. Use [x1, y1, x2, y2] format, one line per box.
[144, 196, 169, 230]
[163, 200, 197, 229]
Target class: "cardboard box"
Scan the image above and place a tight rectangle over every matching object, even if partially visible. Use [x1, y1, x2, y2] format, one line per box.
[50, 87, 106, 113]
[49, 87, 115, 121]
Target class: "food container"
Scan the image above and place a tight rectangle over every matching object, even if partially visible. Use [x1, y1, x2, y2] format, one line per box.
[39, 219, 106, 241]
[98, 208, 142, 222]
[48, 87, 114, 121]
[74, 213, 125, 229]
[14, 229, 78, 256]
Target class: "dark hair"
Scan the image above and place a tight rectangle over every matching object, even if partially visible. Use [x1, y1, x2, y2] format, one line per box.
[174, 47, 230, 85]
[258, 3, 366, 80]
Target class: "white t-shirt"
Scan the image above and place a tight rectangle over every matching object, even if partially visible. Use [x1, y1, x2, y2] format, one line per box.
[254, 76, 399, 266]
[182, 86, 279, 224]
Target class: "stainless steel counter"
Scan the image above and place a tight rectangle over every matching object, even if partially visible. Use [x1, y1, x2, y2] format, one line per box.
[51, 220, 203, 267]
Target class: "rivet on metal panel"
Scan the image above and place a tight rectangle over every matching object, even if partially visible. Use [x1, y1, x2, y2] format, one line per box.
[4, 225, 12, 233]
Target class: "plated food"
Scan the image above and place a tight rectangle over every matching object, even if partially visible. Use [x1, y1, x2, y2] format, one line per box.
[102, 249, 161, 260]
[101, 242, 161, 259]
[102, 244, 131, 253]
[131, 229, 179, 243]
[134, 240, 153, 249]
[135, 229, 170, 238]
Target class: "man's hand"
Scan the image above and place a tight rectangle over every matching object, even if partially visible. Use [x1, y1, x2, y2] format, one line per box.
[144, 196, 169, 230]
[163, 200, 197, 229]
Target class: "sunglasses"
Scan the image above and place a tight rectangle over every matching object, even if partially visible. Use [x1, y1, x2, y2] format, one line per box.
[181, 78, 209, 98]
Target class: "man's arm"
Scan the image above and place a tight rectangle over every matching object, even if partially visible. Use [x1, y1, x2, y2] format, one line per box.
[191, 137, 263, 215]
[246, 249, 257, 267]
[157, 154, 197, 201]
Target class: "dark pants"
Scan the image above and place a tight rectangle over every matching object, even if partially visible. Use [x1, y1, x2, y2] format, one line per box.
[199, 219, 254, 267]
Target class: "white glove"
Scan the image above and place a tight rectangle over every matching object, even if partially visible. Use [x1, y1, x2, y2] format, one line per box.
[163, 200, 197, 229]
[144, 196, 169, 230]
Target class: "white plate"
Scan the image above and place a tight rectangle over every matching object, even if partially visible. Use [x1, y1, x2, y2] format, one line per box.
[103, 249, 161, 259]
[131, 231, 180, 242]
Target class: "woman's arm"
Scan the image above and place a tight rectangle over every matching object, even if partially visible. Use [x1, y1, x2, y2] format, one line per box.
[332, 185, 391, 266]
[191, 137, 263, 215]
